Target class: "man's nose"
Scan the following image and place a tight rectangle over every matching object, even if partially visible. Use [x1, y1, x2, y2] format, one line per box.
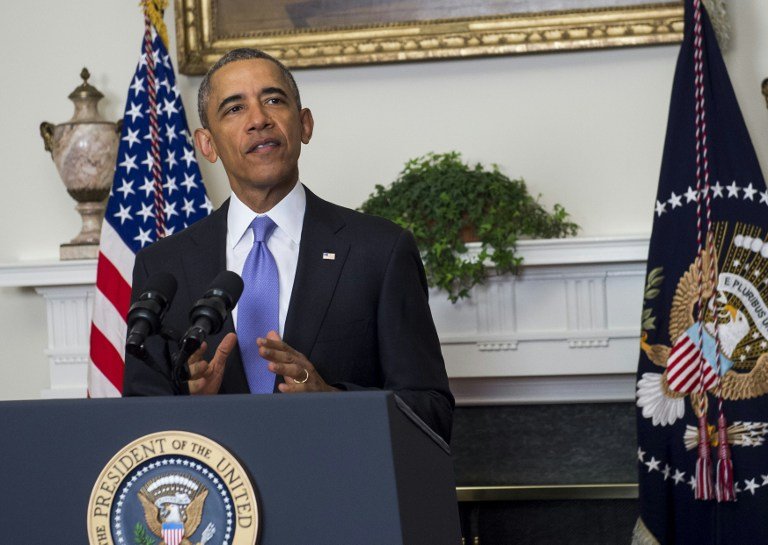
[247, 104, 271, 131]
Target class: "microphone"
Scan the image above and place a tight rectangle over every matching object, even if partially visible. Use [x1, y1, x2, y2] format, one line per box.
[125, 272, 178, 360]
[173, 271, 244, 382]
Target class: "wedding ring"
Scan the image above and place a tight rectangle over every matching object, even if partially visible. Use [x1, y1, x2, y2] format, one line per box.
[295, 368, 310, 384]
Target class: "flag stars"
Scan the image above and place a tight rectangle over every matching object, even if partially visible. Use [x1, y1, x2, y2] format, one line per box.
[164, 201, 179, 219]
[122, 127, 141, 149]
[182, 198, 196, 217]
[637, 447, 646, 462]
[114, 204, 133, 224]
[141, 151, 155, 170]
[134, 227, 153, 247]
[655, 200, 667, 217]
[119, 153, 138, 174]
[165, 123, 178, 143]
[129, 75, 144, 97]
[668, 192, 683, 209]
[688, 476, 697, 491]
[743, 183, 758, 201]
[726, 181, 741, 198]
[684, 186, 698, 203]
[761, 474, 768, 486]
[662, 464, 671, 480]
[645, 457, 661, 473]
[163, 97, 179, 117]
[139, 177, 155, 198]
[125, 101, 144, 123]
[760, 191, 768, 205]
[181, 173, 198, 192]
[181, 147, 196, 168]
[116, 178, 135, 199]
[165, 149, 178, 169]
[159, 77, 172, 95]
[711, 181, 724, 198]
[164, 176, 178, 195]
[672, 469, 686, 484]
[744, 478, 760, 495]
[137, 202, 155, 223]
[201, 195, 213, 214]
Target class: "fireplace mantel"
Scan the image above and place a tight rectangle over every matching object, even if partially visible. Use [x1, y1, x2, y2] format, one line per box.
[0, 235, 648, 403]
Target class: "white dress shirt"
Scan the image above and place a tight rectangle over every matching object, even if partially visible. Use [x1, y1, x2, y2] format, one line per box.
[226, 182, 306, 335]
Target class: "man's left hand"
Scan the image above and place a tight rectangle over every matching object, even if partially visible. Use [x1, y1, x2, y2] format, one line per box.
[258, 331, 338, 393]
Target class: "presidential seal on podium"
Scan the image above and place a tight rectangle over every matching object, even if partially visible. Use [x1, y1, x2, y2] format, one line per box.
[87, 431, 259, 545]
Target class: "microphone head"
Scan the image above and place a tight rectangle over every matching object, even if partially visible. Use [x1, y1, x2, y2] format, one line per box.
[206, 271, 244, 309]
[142, 271, 178, 304]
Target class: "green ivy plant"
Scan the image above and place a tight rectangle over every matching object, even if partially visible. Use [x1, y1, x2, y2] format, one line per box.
[360, 152, 579, 302]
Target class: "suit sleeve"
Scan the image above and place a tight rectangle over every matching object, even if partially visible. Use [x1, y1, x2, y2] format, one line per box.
[122, 251, 181, 396]
[335, 229, 455, 443]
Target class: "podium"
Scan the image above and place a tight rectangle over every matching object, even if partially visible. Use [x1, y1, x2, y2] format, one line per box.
[0, 391, 460, 544]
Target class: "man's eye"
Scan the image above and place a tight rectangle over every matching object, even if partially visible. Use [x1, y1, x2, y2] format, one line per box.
[266, 97, 283, 105]
[226, 105, 243, 114]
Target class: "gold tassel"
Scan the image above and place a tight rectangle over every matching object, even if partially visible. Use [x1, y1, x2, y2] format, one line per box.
[141, 0, 169, 49]
[631, 518, 661, 545]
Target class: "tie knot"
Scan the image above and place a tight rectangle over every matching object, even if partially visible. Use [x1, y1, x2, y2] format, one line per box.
[251, 215, 277, 243]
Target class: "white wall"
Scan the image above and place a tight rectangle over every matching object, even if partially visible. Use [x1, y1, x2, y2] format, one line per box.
[1, 1, 766, 399]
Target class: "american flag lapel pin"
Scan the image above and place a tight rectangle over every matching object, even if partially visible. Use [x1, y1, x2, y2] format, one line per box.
[322, 251, 336, 260]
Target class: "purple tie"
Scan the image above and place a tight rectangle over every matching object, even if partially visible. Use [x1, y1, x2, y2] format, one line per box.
[238, 215, 279, 393]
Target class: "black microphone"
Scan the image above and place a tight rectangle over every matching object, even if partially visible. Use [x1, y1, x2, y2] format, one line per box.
[125, 272, 178, 360]
[173, 271, 244, 383]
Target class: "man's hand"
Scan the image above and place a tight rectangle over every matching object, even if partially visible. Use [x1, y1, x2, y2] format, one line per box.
[258, 331, 338, 393]
[187, 332, 237, 395]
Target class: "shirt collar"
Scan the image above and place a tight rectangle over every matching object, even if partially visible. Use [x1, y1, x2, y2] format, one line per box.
[227, 182, 306, 248]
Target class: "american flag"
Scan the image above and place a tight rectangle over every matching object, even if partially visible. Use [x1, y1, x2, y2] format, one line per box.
[87, 16, 211, 397]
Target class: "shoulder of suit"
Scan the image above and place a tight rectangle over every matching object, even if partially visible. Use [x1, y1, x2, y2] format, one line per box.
[135, 200, 227, 261]
[308, 189, 405, 239]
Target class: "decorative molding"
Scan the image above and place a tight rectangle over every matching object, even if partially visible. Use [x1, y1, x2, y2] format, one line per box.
[0, 259, 95, 287]
[476, 341, 518, 352]
[175, 1, 683, 73]
[0, 235, 649, 402]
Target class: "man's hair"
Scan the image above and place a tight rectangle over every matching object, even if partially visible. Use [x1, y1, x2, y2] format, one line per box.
[197, 48, 302, 129]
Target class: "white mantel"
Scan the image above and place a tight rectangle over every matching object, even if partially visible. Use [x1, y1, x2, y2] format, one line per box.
[0, 236, 649, 404]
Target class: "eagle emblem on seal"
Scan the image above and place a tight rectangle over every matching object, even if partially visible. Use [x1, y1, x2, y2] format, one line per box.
[637, 227, 768, 447]
[138, 473, 216, 545]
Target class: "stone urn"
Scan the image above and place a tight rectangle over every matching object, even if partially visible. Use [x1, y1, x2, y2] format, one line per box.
[40, 68, 122, 260]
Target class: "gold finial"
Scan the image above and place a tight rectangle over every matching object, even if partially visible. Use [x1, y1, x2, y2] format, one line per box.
[68, 66, 103, 101]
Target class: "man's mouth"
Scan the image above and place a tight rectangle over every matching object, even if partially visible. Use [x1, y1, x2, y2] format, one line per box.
[247, 139, 280, 154]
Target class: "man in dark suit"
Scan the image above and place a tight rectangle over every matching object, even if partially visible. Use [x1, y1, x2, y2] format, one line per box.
[123, 48, 453, 442]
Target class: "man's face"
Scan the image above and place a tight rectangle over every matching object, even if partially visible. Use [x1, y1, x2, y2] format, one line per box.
[195, 59, 313, 198]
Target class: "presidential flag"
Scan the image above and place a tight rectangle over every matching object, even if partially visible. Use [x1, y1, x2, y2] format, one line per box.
[634, 0, 768, 543]
[87, 4, 211, 397]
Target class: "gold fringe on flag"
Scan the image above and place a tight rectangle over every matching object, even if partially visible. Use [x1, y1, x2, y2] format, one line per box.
[631, 518, 661, 545]
[141, 0, 169, 49]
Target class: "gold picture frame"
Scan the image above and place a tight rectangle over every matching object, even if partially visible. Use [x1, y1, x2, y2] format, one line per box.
[175, 1, 683, 74]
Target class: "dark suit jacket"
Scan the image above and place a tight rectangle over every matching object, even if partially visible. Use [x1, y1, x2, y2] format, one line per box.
[123, 186, 454, 441]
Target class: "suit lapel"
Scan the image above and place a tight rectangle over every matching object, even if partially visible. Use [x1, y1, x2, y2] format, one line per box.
[283, 187, 349, 357]
[183, 199, 249, 393]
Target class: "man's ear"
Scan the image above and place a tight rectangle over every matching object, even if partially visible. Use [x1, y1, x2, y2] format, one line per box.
[194, 128, 219, 163]
[299, 108, 314, 144]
